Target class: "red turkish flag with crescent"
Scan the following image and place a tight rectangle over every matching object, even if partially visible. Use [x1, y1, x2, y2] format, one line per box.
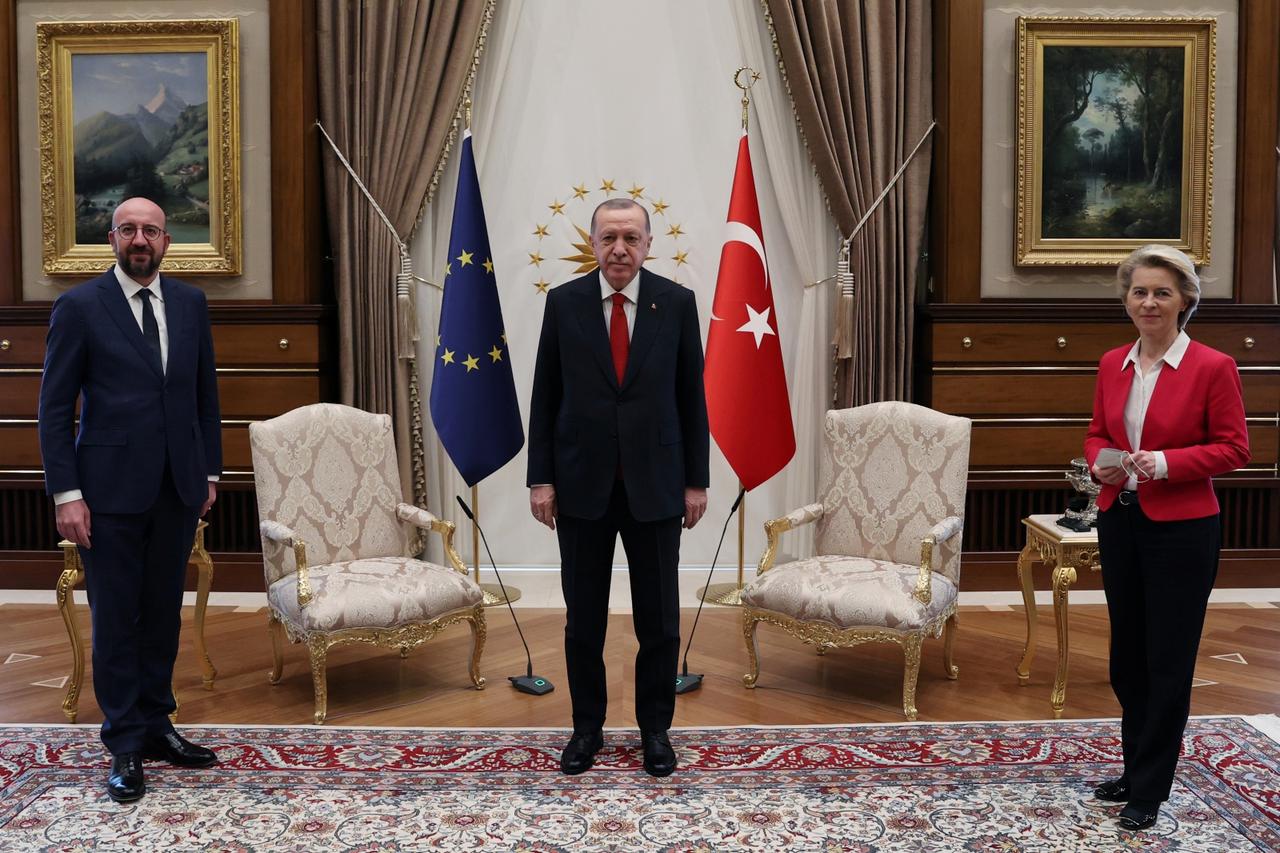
[704, 132, 795, 491]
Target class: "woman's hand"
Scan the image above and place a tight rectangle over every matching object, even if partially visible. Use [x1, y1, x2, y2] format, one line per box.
[1092, 463, 1127, 486]
[1125, 450, 1158, 480]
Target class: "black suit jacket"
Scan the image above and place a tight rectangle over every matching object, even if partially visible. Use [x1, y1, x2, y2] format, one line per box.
[527, 268, 709, 522]
[38, 269, 222, 513]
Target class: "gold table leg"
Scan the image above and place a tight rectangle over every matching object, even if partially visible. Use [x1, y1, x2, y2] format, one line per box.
[56, 543, 85, 723]
[1050, 562, 1078, 718]
[1014, 542, 1037, 684]
[191, 522, 217, 689]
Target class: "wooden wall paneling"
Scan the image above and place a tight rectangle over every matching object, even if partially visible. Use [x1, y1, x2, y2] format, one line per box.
[1234, 0, 1280, 304]
[269, 0, 327, 305]
[929, 0, 983, 304]
[0, 0, 18, 306]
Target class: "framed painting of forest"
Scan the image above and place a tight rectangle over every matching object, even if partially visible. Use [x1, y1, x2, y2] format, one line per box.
[36, 19, 241, 275]
[1015, 17, 1215, 266]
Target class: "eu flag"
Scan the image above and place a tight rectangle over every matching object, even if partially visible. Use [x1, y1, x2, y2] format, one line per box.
[429, 129, 524, 486]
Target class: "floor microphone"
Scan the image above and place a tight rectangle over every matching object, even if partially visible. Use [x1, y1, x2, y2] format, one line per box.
[455, 495, 554, 696]
[675, 486, 747, 695]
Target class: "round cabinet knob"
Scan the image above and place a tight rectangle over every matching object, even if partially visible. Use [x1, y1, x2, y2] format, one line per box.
[278, 338, 290, 350]
[0, 339, 9, 351]
[961, 336, 973, 350]
[1056, 336, 1068, 350]
[1243, 337, 1255, 350]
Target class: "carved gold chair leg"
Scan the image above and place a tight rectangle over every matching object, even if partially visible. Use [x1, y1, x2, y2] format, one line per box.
[901, 634, 923, 721]
[308, 637, 329, 725]
[467, 606, 487, 689]
[55, 562, 85, 723]
[399, 647, 410, 659]
[815, 644, 827, 656]
[942, 612, 960, 679]
[741, 610, 761, 688]
[267, 615, 286, 684]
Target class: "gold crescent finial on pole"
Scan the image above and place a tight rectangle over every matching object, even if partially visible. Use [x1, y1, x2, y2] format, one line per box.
[733, 66, 761, 131]
[464, 97, 472, 130]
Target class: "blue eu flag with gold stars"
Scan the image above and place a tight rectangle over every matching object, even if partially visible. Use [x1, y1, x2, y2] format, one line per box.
[429, 129, 524, 486]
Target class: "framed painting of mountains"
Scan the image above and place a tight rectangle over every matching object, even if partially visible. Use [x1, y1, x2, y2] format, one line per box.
[36, 19, 241, 275]
[1014, 17, 1215, 266]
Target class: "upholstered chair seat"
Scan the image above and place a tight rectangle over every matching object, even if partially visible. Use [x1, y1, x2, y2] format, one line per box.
[250, 403, 486, 723]
[266, 557, 483, 634]
[740, 555, 958, 631]
[741, 402, 972, 720]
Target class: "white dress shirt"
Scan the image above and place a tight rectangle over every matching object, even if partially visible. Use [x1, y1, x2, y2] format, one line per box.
[1118, 330, 1190, 489]
[599, 272, 639, 338]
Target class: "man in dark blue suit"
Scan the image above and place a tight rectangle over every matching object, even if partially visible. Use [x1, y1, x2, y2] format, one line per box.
[528, 198, 709, 777]
[38, 197, 222, 802]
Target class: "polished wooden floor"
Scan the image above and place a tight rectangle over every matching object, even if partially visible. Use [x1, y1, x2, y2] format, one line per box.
[1, 603, 1277, 729]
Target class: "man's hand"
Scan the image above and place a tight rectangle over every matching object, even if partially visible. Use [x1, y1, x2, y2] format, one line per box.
[1091, 463, 1127, 486]
[56, 499, 92, 549]
[200, 482, 217, 518]
[683, 487, 708, 529]
[530, 484, 557, 530]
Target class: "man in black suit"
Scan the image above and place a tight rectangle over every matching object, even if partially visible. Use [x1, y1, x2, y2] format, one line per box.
[528, 198, 709, 777]
[38, 197, 222, 803]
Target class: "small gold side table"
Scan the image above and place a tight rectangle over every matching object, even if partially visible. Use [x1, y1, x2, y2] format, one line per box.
[56, 519, 218, 723]
[1014, 514, 1101, 718]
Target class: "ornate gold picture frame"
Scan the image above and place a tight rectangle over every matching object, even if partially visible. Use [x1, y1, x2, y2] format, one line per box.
[36, 19, 240, 275]
[1016, 17, 1215, 267]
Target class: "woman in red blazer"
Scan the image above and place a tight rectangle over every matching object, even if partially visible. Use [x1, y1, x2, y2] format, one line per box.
[1085, 244, 1250, 831]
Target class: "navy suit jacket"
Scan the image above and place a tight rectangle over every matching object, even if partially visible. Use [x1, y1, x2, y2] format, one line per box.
[38, 269, 222, 513]
[527, 268, 709, 522]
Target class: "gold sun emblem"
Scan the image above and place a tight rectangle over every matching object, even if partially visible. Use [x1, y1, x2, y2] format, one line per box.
[528, 180, 689, 294]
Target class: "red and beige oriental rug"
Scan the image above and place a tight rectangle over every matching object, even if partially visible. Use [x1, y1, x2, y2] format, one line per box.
[1, 717, 1276, 851]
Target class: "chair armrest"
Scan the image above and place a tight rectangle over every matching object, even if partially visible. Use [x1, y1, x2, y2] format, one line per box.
[259, 521, 313, 608]
[396, 503, 468, 575]
[915, 515, 963, 605]
[758, 502, 824, 575]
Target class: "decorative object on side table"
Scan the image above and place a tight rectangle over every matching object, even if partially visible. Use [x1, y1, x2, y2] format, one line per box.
[1057, 457, 1101, 532]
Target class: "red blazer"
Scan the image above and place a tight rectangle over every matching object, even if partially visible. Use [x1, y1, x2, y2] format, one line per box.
[1085, 339, 1250, 521]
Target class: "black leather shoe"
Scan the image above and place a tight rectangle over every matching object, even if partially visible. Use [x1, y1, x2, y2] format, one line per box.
[1118, 801, 1160, 831]
[107, 753, 145, 803]
[641, 730, 676, 777]
[143, 731, 218, 768]
[560, 730, 603, 775]
[1093, 777, 1130, 802]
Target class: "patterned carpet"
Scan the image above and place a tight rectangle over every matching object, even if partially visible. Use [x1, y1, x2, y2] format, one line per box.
[1, 717, 1277, 851]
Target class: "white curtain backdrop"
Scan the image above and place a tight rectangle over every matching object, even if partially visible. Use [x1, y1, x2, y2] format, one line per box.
[413, 0, 838, 570]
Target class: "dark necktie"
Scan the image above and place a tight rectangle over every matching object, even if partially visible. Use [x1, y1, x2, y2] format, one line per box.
[138, 288, 162, 368]
[609, 292, 629, 383]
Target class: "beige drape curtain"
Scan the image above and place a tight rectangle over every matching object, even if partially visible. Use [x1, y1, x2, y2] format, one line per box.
[764, 0, 932, 406]
[317, 0, 491, 501]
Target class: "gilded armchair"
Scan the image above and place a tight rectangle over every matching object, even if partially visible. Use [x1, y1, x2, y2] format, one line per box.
[740, 402, 971, 720]
[249, 403, 485, 723]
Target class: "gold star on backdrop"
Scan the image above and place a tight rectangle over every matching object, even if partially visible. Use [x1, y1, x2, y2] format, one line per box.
[667, 223, 684, 238]
[672, 250, 689, 266]
[529, 251, 544, 266]
[488, 345, 504, 362]
[533, 224, 549, 238]
[548, 200, 566, 216]
[457, 250, 474, 267]
[463, 354, 480, 372]
[535, 280, 550, 294]
[572, 183, 589, 200]
[627, 184, 645, 199]
[651, 199, 669, 215]
[482, 258, 494, 274]
[440, 348, 455, 365]
[599, 179, 616, 194]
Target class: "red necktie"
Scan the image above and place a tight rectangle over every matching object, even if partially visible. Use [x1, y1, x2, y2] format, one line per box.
[609, 292, 629, 383]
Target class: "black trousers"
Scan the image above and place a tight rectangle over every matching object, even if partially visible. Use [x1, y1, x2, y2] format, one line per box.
[1095, 501, 1220, 804]
[79, 464, 199, 755]
[556, 480, 682, 734]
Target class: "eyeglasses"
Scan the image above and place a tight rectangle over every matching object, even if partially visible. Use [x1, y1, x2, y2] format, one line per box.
[112, 224, 166, 241]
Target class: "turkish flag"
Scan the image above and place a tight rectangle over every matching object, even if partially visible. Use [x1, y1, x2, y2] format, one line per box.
[704, 132, 795, 491]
